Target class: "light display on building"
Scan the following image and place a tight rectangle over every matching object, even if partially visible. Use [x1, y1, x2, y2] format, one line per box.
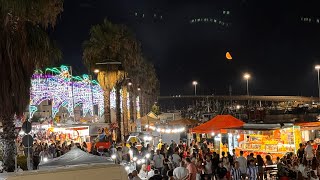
[110, 88, 116, 109]
[110, 89, 132, 117]
[29, 65, 104, 119]
[127, 92, 130, 119]
[136, 96, 140, 118]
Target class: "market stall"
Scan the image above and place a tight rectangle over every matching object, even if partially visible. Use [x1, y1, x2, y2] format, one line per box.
[191, 115, 244, 133]
[230, 123, 298, 160]
[294, 121, 320, 143]
[191, 115, 245, 155]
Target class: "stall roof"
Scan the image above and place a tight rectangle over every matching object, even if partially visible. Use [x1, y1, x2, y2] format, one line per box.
[229, 123, 294, 131]
[168, 119, 199, 126]
[191, 115, 244, 133]
[39, 148, 113, 169]
[139, 114, 160, 126]
[295, 121, 320, 127]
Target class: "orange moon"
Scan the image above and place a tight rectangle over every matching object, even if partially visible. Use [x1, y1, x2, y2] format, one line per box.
[226, 52, 232, 60]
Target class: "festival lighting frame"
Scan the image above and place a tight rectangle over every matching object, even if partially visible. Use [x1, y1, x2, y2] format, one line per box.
[29, 65, 104, 119]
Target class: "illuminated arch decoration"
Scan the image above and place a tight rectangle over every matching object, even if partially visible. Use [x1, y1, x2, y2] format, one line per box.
[136, 96, 140, 118]
[110, 88, 130, 114]
[110, 88, 116, 109]
[29, 65, 104, 119]
[92, 80, 104, 117]
[109, 88, 133, 118]
[127, 92, 130, 119]
[73, 74, 94, 116]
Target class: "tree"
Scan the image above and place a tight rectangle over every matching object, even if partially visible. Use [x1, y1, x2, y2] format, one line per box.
[83, 19, 159, 141]
[0, 0, 63, 171]
[83, 19, 128, 141]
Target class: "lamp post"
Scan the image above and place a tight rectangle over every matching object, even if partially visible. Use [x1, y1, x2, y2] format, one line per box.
[192, 81, 198, 96]
[111, 154, 117, 164]
[315, 65, 320, 101]
[93, 69, 100, 74]
[243, 73, 251, 96]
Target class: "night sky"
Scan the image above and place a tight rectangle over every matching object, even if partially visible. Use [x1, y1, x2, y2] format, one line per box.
[52, 0, 320, 96]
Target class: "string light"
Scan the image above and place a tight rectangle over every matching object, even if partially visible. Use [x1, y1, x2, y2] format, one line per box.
[136, 96, 140, 118]
[145, 125, 185, 134]
[29, 65, 104, 118]
[110, 88, 133, 117]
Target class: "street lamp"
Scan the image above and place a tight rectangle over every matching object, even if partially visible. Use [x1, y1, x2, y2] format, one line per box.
[111, 154, 116, 164]
[243, 73, 250, 95]
[192, 81, 198, 96]
[133, 156, 138, 162]
[93, 69, 100, 74]
[315, 65, 320, 100]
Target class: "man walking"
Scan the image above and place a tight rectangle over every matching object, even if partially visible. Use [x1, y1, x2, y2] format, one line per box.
[186, 158, 197, 180]
[246, 159, 258, 180]
[153, 149, 164, 174]
[173, 161, 189, 180]
[236, 151, 247, 180]
[231, 161, 242, 180]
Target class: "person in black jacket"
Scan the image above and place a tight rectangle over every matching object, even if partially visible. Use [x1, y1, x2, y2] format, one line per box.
[297, 143, 304, 159]
[216, 161, 227, 180]
[150, 169, 163, 180]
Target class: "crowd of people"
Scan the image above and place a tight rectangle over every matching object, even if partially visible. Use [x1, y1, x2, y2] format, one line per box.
[124, 140, 320, 180]
[19, 138, 320, 180]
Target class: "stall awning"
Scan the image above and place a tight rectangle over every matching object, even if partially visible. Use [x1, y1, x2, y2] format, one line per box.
[139, 115, 160, 126]
[191, 115, 244, 133]
[295, 121, 320, 127]
[39, 148, 113, 169]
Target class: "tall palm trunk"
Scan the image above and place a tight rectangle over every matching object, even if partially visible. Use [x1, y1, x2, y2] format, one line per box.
[122, 87, 128, 137]
[140, 95, 145, 116]
[103, 89, 111, 123]
[115, 83, 122, 142]
[0, 114, 16, 172]
[129, 94, 135, 122]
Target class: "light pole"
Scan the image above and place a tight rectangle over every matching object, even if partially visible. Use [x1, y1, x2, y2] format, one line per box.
[93, 69, 100, 74]
[243, 73, 250, 96]
[192, 81, 198, 96]
[315, 65, 320, 101]
[111, 154, 116, 164]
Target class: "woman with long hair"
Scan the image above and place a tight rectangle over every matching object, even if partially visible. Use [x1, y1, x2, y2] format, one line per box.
[265, 155, 273, 165]
[222, 157, 231, 180]
[256, 155, 265, 180]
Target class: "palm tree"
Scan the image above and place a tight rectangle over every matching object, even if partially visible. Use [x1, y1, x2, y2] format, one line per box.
[0, 0, 63, 171]
[83, 20, 133, 141]
[83, 19, 159, 141]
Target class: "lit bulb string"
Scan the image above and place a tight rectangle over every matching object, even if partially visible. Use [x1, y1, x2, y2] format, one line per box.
[145, 125, 185, 134]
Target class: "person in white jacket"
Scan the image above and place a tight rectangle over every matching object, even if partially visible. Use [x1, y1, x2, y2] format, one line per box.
[173, 161, 189, 180]
[138, 164, 149, 180]
[236, 151, 247, 179]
